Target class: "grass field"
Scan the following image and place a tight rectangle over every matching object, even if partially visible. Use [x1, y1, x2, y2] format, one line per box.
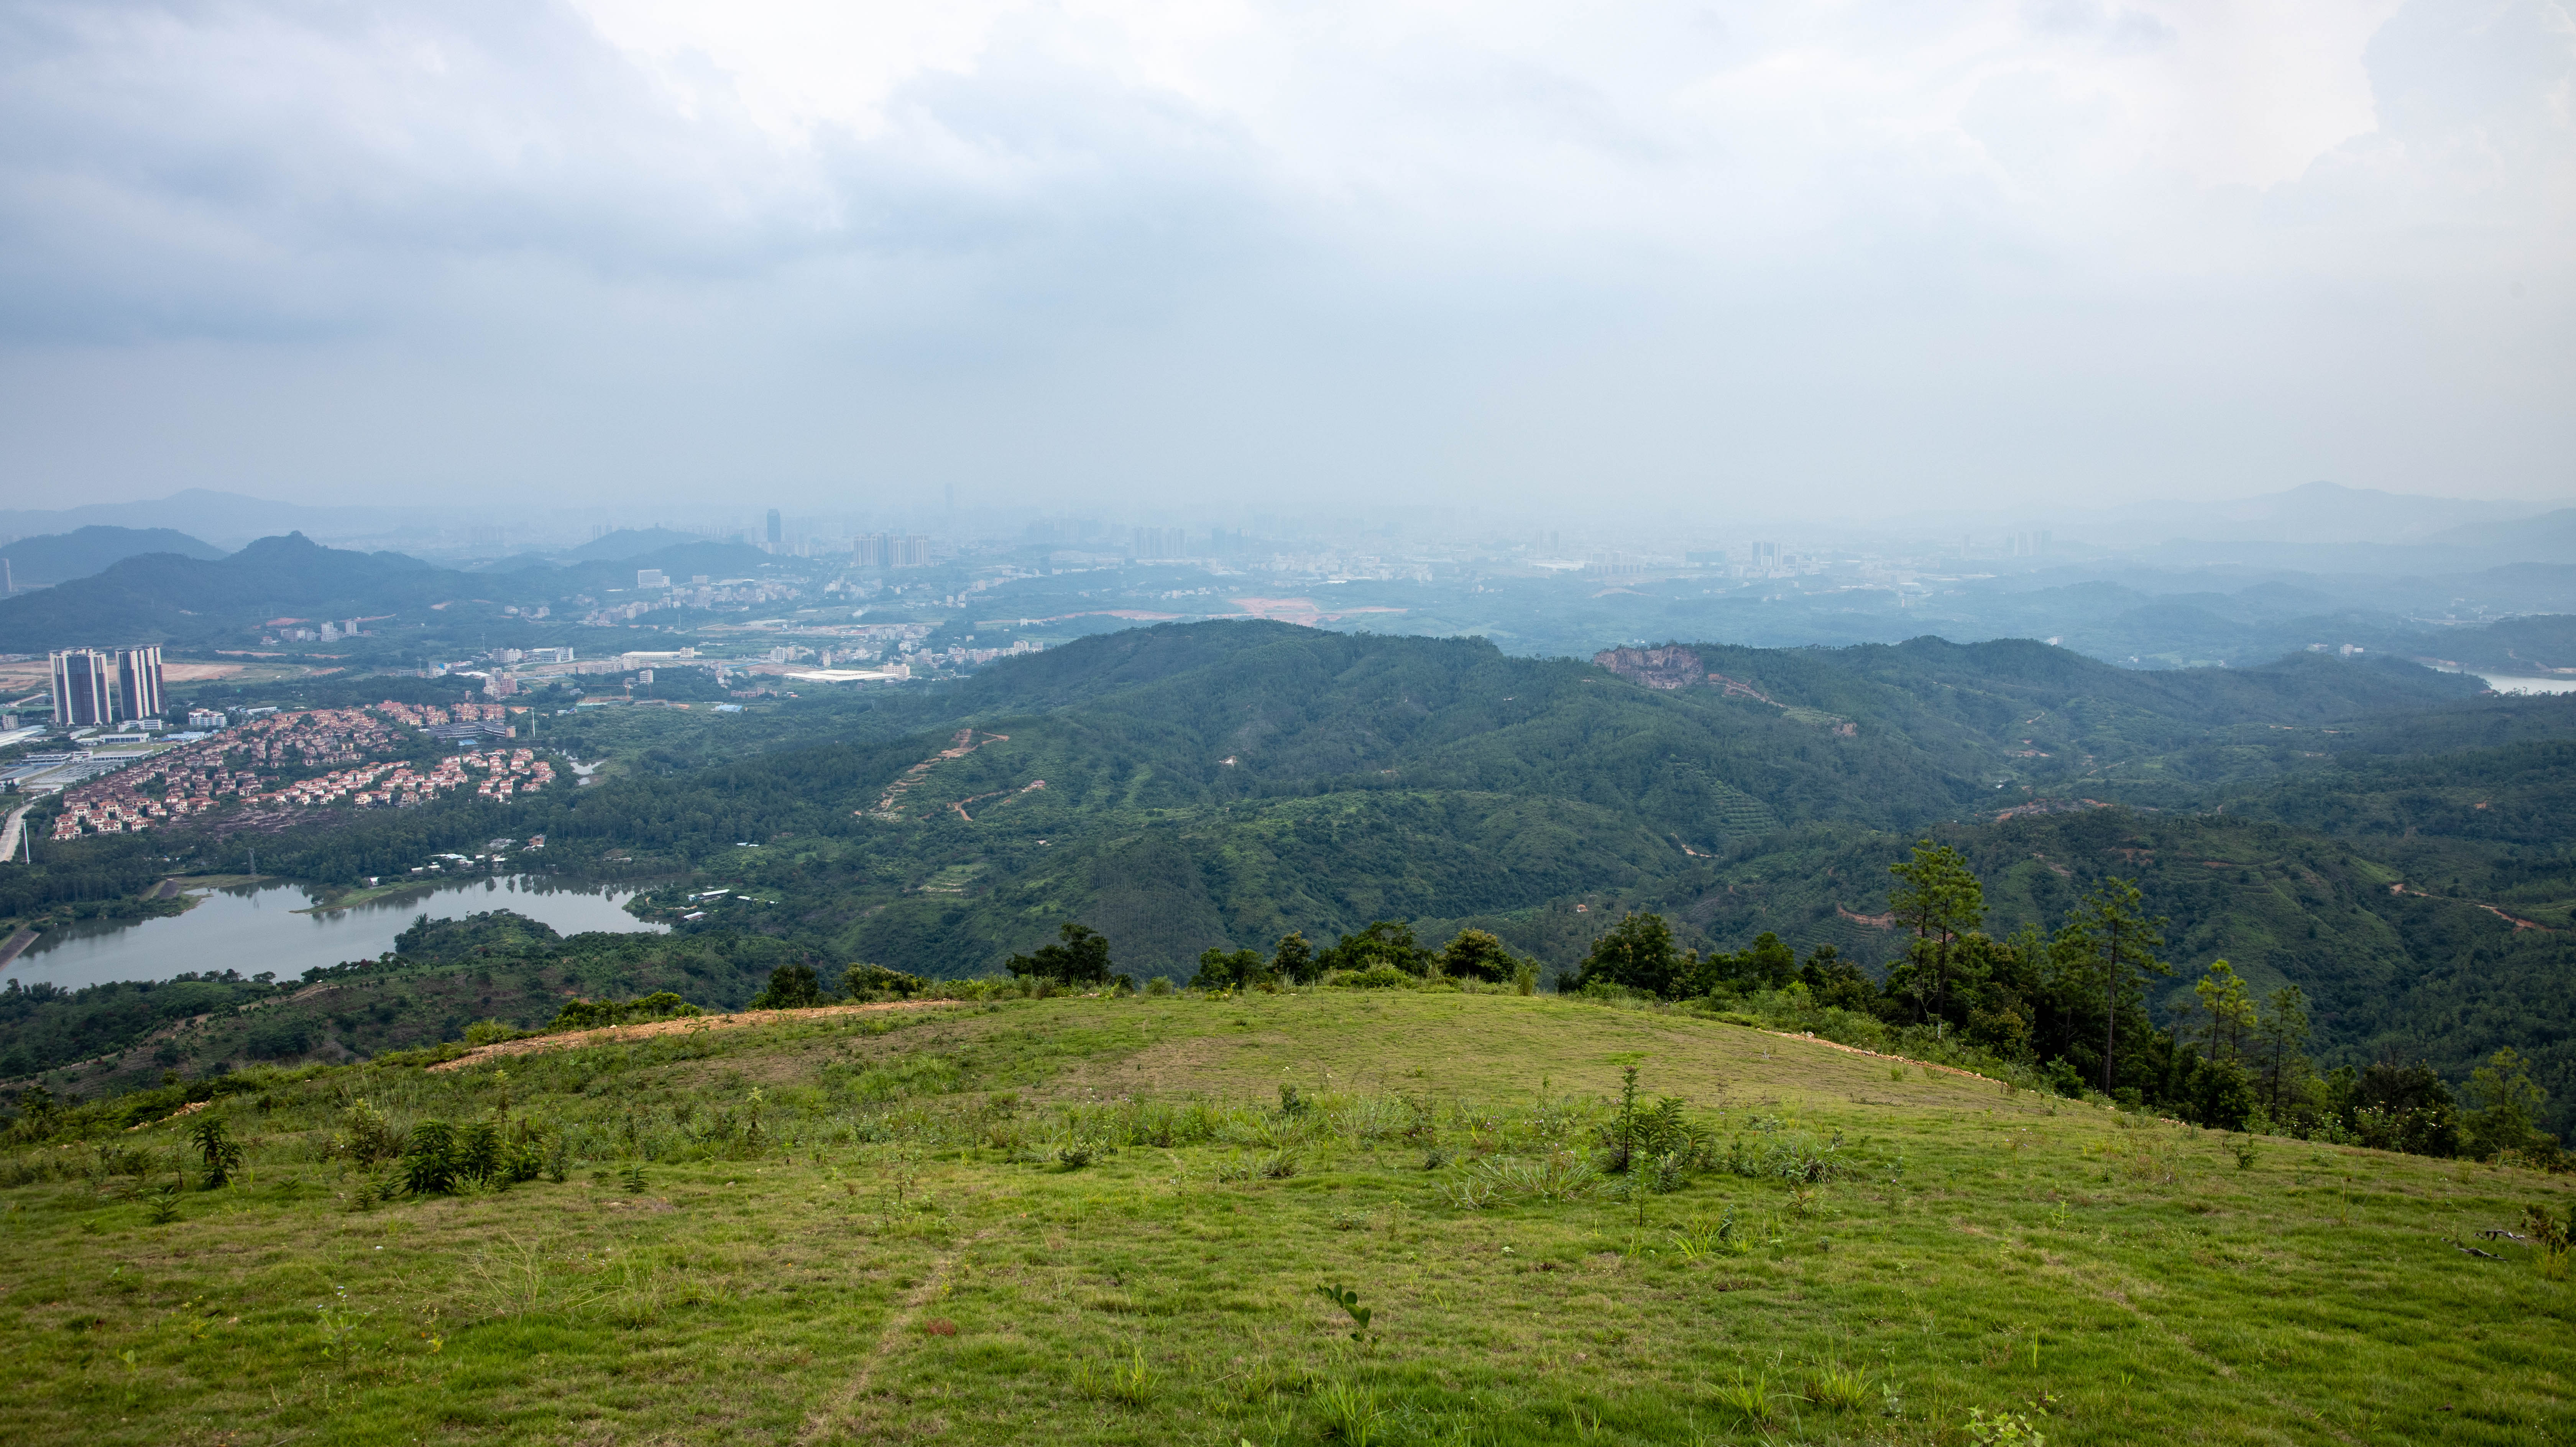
[3, 991, 2570, 1445]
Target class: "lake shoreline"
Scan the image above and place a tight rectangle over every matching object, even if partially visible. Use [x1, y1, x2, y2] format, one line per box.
[5, 875, 667, 991]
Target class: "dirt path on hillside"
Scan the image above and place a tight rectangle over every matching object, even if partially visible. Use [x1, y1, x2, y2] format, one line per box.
[426, 999, 949, 1071]
[2388, 880, 2555, 931]
[1758, 1028, 1994, 1082]
[798, 1229, 994, 1445]
[864, 729, 1010, 820]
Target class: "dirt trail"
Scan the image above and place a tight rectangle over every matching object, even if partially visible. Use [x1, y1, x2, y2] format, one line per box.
[2388, 881, 2555, 931]
[1760, 1029, 1995, 1082]
[798, 1230, 994, 1445]
[864, 730, 1009, 820]
[426, 999, 948, 1072]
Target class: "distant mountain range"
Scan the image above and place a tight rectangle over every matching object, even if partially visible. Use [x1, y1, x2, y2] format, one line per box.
[2060, 483, 2576, 568]
[1878, 481, 2574, 565]
[0, 526, 225, 587]
[0, 490, 424, 552]
[0, 534, 443, 650]
[562, 527, 728, 562]
[0, 530, 801, 653]
[2153, 480, 2543, 545]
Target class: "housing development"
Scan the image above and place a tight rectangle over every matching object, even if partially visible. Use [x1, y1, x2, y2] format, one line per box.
[42, 703, 543, 842]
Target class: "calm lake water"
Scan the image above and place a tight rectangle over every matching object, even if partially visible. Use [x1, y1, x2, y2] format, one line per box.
[2474, 673, 2576, 695]
[5, 874, 667, 992]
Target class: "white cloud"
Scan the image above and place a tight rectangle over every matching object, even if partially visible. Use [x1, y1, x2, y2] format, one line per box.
[0, 0, 2566, 511]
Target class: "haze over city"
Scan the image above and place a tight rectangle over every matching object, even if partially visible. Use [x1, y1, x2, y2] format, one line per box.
[2, 0, 2569, 519]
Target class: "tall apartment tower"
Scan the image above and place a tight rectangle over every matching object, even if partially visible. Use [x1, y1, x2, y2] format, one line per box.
[49, 649, 112, 728]
[117, 645, 164, 722]
[765, 509, 783, 550]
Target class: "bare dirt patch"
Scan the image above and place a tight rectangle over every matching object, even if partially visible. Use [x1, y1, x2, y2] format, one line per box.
[427, 1000, 949, 1072]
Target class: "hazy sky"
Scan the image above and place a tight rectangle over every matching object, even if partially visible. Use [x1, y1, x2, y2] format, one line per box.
[0, 0, 2568, 517]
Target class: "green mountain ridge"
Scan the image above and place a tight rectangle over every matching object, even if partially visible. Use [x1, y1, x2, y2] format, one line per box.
[7, 621, 2576, 1137]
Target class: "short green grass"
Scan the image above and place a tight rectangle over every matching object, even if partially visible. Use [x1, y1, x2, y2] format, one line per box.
[4, 991, 2571, 1445]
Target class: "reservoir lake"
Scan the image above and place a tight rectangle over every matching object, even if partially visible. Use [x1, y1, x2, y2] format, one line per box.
[4, 874, 665, 991]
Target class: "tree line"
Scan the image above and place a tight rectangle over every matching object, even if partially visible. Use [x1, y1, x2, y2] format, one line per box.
[1567, 841, 2558, 1165]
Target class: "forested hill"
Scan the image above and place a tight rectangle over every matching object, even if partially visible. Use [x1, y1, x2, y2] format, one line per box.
[0, 525, 227, 586]
[486, 621, 2508, 971]
[0, 533, 442, 650]
[8, 619, 2572, 1130]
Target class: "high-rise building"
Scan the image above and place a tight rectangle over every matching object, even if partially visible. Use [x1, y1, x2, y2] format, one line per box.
[117, 645, 164, 722]
[766, 509, 783, 549]
[50, 649, 112, 728]
[852, 533, 932, 567]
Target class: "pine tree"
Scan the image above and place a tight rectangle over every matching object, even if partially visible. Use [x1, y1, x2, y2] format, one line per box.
[1886, 840, 1986, 1023]
[2059, 878, 2167, 1096]
[2192, 959, 2256, 1062]
[2254, 984, 2310, 1116]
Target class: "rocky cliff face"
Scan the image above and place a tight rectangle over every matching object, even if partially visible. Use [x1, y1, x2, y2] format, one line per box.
[1591, 646, 1703, 689]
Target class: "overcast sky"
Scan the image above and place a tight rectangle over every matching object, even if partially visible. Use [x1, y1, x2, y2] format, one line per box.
[0, 0, 2568, 519]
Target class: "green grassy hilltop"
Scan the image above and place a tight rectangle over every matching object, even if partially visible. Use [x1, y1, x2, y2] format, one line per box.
[5, 990, 2569, 1445]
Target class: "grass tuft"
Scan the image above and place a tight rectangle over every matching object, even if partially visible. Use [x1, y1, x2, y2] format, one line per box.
[1710, 1368, 1773, 1425]
[1311, 1381, 1383, 1444]
[1802, 1360, 1871, 1412]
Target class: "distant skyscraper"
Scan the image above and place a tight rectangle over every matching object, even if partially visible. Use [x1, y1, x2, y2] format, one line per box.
[117, 645, 164, 722]
[49, 649, 111, 728]
[766, 509, 783, 549]
[853, 533, 891, 568]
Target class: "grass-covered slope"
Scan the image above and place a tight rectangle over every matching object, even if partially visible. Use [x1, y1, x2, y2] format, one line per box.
[4, 992, 2569, 1445]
